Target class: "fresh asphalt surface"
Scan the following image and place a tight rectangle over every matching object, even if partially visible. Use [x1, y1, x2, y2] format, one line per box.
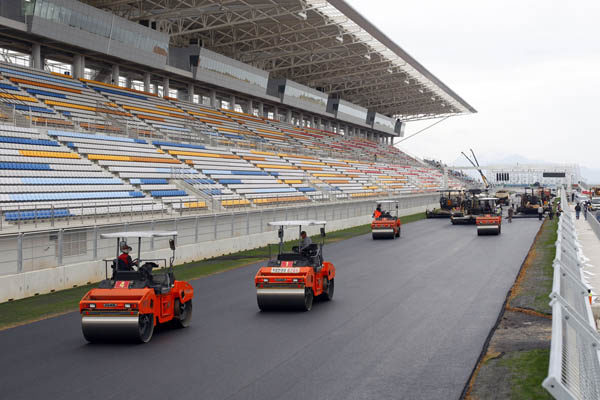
[0, 218, 542, 400]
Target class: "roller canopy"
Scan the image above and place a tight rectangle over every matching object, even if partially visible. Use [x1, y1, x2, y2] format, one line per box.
[100, 231, 178, 239]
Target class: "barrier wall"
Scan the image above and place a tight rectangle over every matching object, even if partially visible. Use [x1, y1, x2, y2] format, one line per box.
[0, 194, 437, 302]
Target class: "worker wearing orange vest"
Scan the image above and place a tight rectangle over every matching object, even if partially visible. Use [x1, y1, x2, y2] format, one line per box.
[373, 204, 382, 219]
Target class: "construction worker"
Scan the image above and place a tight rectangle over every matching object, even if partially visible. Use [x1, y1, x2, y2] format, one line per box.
[537, 204, 544, 221]
[373, 204, 382, 219]
[299, 231, 312, 252]
[575, 203, 582, 219]
[507, 207, 514, 223]
[118, 241, 136, 271]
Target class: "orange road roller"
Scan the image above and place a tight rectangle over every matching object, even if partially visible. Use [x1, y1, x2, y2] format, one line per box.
[371, 200, 402, 239]
[79, 231, 193, 343]
[255, 221, 335, 311]
[476, 214, 502, 235]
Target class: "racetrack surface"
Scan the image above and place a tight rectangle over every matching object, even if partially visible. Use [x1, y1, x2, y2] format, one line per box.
[0, 218, 541, 400]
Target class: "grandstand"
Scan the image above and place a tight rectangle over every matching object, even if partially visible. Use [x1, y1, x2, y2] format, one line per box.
[0, 0, 475, 227]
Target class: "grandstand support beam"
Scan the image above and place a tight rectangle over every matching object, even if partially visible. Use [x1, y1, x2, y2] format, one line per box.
[286, 109, 292, 124]
[163, 77, 170, 98]
[111, 64, 119, 85]
[209, 89, 217, 108]
[143, 72, 151, 93]
[31, 43, 42, 70]
[188, 83, 194, 101]
[230, 95, 236, 110]
[258, 102, 264, 117]
[72, 54, 84, 80]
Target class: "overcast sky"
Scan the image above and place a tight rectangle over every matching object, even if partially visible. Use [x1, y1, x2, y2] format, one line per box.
[346, 0, 600, 175]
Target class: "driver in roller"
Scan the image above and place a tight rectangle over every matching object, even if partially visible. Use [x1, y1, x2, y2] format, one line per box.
[118, 242, 137, 271]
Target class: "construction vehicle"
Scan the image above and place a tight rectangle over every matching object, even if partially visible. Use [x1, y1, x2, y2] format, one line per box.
[516, 187, 546, 216]
[494, 190, 510, 206]
[372, 200, 402, 239]
[476, 198, 502, 235]
[254, 221, 335, 311]
[450, 189, 487, 225]
[462, 149, 490, 190]
[79, 231, 193, 343]
[426, 190, 464, 218]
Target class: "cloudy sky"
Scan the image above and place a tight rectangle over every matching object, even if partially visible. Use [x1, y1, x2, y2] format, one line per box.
[346, 0, 600, 177]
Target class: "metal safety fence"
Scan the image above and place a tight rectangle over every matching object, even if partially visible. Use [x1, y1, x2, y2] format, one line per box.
[0, 193, 436, 277]
[543, 188, 600, 399]
[587, 209, 600, 241]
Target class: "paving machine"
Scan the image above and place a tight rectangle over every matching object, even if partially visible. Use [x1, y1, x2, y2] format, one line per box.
[372, 200, 402, 239]
[255, 221, 335, 311]
[426, 190, 464, 218]
[494, 190, 510, 206]
[516, 187, 545, 216]
[450, 189, 486, 225]
[476, 198, 502, 235]
[79, 231, 193, 343]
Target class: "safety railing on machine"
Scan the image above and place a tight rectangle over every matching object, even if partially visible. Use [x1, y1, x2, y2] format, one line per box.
[543, 187, 600, 399]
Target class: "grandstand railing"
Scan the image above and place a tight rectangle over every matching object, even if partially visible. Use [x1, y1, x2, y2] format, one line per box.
[543, 188, 600, 399]
[0, 193, 438, 278]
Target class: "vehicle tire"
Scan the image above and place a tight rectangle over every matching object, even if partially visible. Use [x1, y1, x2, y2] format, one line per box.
[138, 313, 154, 343]
[324, 278, 334, 301]
[396, 227, 401, 238]
[174, 299, 193, 328]
[498, 226, 502, 235]
[451, 219, 456, 225]
[303, 287, 314, 311]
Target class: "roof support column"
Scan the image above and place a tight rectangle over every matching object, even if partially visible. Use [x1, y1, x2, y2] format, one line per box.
[230, 95, 236, 110]
[248, 99, 254, 115]
[162, 77, 170, 98]
[299, 112, 304, 127]
[210, 89, 217, 108]
[31, 43, 43, 70]
[286, 109, 292, 124]
[143, 72, 152, 93]
[72, 54, 84, 80]
[188, 83, 195, 102]
[111, 64, 119, 85]
[258, 102, 264, 117]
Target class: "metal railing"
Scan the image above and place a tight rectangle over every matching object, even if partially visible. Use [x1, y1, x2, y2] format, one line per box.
[587, 210, 600, 241]
[543, 188, 600, 399]
[0, 193, 437, 278]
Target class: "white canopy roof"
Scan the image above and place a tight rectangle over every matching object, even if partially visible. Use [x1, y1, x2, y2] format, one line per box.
[374, 200, 399, 204]
[100, 231, 178, 239]
[268, 220, 326, 227]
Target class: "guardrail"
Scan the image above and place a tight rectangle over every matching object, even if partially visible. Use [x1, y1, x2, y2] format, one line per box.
[587, 210, 600, 241]
[543, 188, 600, 399]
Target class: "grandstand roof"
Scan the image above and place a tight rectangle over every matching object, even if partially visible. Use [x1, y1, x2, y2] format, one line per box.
[82, 0, 476, 121]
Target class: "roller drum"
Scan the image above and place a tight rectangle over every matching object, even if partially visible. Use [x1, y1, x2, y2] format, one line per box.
[372, 229, 395, 239]
[257, 288, 307, 310]
[477, 225, 500, 236]
[81, 314, 153, 343]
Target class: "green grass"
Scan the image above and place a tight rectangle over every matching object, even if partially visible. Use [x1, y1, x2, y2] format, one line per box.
[497, 349, 553, 400]
[0, 211, 426, 329]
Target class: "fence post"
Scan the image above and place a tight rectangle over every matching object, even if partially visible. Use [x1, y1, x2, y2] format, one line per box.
[93, 226, 98, 259]
[230, 212, 234, 237]
[57, 229, 63, 266]
[260, 209, 264, 233]
[17, 233, 23, 273]
[195, 216, 199, 242]
[246, 211, 250, 235]
[150, 220, 155, 250]
[213, 214, 217, 240]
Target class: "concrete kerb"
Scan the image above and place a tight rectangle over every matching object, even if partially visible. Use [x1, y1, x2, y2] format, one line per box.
[0, 201, 436, 302]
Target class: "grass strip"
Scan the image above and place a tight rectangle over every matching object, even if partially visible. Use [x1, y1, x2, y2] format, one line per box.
[0, 211, 426, 330]
[498, 349, 553, 400]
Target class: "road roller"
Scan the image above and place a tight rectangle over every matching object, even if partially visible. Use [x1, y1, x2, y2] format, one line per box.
[476, 214, 502, 235]
[255, 221, 335, 311]
[371, 200, 402, 239]
[475, 198, 502, 235]
[79, 231, 193, 343]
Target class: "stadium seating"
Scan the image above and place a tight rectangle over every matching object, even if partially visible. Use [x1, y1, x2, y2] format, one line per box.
[47, 130, 208, 212]
[0, 62, 471, 224]
[0, 125, 168, 221]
